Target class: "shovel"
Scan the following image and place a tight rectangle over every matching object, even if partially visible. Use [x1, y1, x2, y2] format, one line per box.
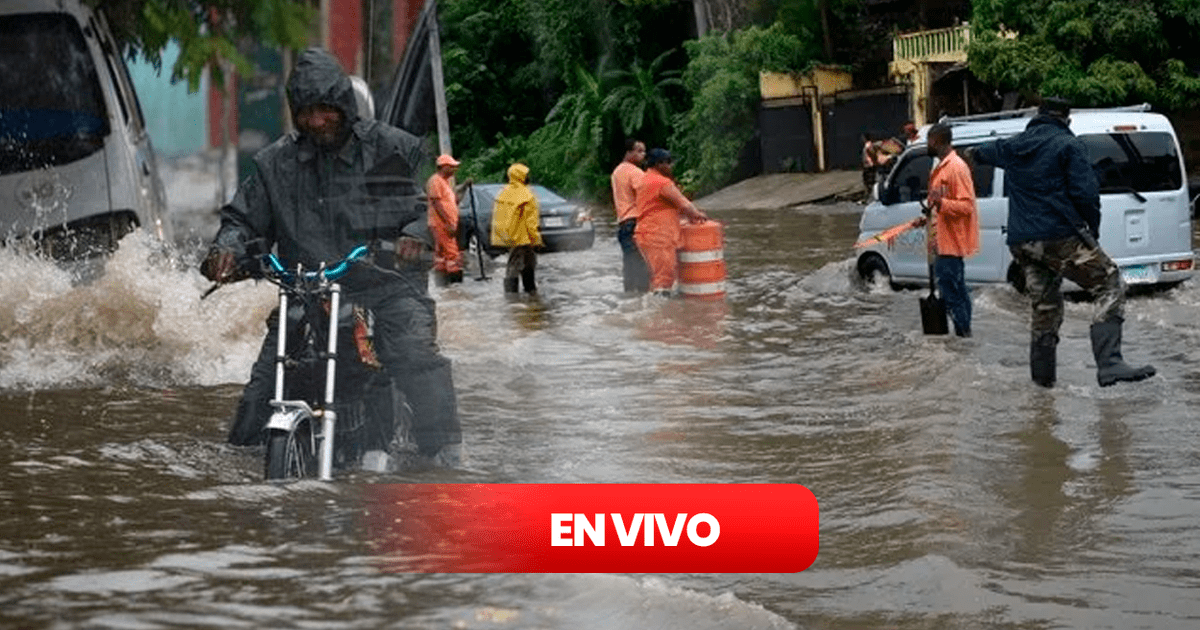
[917, 203, 949, 335]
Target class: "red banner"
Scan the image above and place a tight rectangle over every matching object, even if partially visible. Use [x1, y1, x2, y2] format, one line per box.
[364, 484, 818, 573]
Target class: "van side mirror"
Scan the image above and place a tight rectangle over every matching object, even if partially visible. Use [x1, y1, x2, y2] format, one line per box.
[879, 184, 897, 205]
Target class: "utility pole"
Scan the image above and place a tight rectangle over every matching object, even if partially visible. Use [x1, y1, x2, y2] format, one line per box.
[426, 0, 452, 157]
[692, 0, 708, 37]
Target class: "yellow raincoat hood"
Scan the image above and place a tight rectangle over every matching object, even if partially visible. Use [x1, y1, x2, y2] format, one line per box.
[506, 163, 529, 185]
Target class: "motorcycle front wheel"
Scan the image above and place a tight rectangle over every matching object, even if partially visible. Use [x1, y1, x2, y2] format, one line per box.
[264, 421, 316, 480]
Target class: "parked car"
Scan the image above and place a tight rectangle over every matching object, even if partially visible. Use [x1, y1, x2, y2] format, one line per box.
[0, 0, 172, 259]
[856, 104, 1194, 291]
[457, 183, 595, 257]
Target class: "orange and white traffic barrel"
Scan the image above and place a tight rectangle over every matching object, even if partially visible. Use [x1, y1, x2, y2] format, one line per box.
[677, 221, 726, 300]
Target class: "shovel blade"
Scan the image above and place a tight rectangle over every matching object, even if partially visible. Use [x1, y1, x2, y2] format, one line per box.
[919, 294, 949, 335]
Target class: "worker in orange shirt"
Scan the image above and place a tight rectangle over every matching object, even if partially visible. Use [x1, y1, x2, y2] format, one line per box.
[912, 123, 979, 337]
[611, 139, 649, 293]
[633, 148, 709, 296]
[427, 153, 464, 285]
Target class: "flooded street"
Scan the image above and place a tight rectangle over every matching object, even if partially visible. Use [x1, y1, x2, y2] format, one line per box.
[3, 200, 1200, 629]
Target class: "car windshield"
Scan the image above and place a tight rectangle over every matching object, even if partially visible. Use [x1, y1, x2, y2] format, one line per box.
[1080, 132, 1182, 193]
[0, 12, 110, 175]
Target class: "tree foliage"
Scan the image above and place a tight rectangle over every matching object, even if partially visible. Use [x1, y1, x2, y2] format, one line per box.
[544, 64, 609, 192]
[602, 50, 684, 141]
[441, 0, 689, 198]
[969, 0, 1200, 110]
[86, 0, 314, 92]
[670, 23, 813, 196]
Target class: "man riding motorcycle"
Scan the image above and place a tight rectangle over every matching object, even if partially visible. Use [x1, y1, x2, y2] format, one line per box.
[200, 47, 461, 464]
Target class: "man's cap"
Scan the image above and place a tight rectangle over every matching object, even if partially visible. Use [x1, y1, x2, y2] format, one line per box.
[436, 154, 460, 167]
[1038, 97, 1071, 118]
[646, 148, 673, 167]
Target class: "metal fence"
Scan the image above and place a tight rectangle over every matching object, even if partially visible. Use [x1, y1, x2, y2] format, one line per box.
[892, 24, 971, 62]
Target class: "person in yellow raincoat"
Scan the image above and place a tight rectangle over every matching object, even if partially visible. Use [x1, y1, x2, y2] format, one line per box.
[490, 163, 542, 293]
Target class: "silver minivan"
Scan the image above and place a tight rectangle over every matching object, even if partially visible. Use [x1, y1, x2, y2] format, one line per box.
[0, 0, 172, 258]
[856, 105, 1195, 291]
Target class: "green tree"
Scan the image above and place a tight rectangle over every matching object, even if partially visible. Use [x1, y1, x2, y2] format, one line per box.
[671, 23, 813, 196]
[543, 64, 612, 195]
[439, 0, 689, 198]
[969, 0, 1200, 110]
[86, 0, 314, 91]
[602, 50, 684, 146]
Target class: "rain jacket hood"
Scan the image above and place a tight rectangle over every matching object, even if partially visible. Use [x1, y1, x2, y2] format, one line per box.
[208, 46, 428, 289]
[506, 163, 530, 185]
[287, 48, 360, 125]
[972, 114, 1100, 245]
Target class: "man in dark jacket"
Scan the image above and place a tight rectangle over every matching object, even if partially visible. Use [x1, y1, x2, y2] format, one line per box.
[201, 48, 461, 463]
[971, 97, 1155, 388]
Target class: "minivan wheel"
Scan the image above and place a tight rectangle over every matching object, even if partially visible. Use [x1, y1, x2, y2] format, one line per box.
[857, 254, 892, 289]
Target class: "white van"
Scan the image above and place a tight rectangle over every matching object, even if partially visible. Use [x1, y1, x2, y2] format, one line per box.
[855, 105, 1195, 291]
[0, 0, 172, 258]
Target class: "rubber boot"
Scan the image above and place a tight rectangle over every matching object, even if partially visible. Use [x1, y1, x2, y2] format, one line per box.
[1090, 320, 1156, 387]
[521, 268, 537, 294]
[446, 270, 463, 284]
[1030, 332, 1057, 388]
[503, 277, 519, 293]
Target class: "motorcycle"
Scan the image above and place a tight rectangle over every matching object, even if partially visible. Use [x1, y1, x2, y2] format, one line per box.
[247, 246, 413, 480]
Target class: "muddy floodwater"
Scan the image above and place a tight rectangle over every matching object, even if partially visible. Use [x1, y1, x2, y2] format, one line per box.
[2, 201, 1200, 629]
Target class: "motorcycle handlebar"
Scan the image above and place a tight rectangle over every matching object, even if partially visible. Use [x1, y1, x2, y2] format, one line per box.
[263, 245, 371, 285]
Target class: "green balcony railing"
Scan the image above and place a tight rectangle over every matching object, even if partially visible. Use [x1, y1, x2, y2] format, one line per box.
[893, 23, 971, 62]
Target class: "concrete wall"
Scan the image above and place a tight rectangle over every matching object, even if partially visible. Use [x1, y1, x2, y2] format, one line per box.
[759, 68, 853, 100]
[127, 41, 209, 158]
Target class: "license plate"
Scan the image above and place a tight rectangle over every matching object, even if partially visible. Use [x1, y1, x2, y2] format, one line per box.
[543, 217, 565, 228]
[1121, 264, 1156, 284]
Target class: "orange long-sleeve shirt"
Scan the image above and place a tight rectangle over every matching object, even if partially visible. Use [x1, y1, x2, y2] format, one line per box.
[611, 161, 644, 222]
[928, 149, 979, 258]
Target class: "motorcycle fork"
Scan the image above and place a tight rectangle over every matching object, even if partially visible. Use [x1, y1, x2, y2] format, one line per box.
[318, 283, 341, 480]
[271, 282, 342, 481]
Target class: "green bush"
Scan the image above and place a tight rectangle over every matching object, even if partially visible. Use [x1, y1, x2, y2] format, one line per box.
[457, 124, 606, 200]
[670, 24, 813, 197]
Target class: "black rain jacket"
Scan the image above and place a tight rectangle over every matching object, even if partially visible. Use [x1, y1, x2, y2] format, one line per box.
[972, 115, 1101, 245]
[209, 48, 428, 289]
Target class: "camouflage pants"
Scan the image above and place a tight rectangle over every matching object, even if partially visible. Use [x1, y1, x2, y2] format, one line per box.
[1009, 236, 1124, 338]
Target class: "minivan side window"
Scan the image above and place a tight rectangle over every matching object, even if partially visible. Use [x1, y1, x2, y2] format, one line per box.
[91, 14, 147, 136]
[964, 153, 994, 198]
[1080, 132, 1182, 193]
[881, 147, 993, 204]
[882, 152, 933, 204]
[0, 13, 109, 175]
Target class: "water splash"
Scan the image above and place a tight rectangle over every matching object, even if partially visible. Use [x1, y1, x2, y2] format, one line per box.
[0, 231, 274, 390]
